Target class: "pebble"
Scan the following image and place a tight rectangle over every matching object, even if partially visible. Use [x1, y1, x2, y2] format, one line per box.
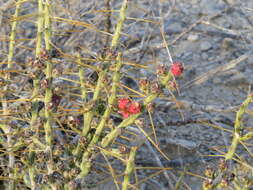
[187, 34, 199, 41]
[221, 38, 234, 49]
[200, 41, 212, 51]
[201, 52, 209, 60]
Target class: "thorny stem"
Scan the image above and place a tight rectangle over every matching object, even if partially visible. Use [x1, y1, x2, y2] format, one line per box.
[43, 1, 57, 189]
[36, 0, 44, 57]
[73, 70, 106, 156]
[74, 0, 128, 158]
[1, 1, 22, 189]
[111, 0, 128, 49]
[81, 70, 106, 137]
[72, 53, 90, 156]
[122, 146, 137, 190]
[225, 95, 252, 160]
[28, 0, 45, 189]
[78, 53, 123, 178]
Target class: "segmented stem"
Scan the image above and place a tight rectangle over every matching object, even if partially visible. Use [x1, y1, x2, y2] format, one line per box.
[74, 0, 129, 158]
[4, 1, 22, 189]
[111, 0, 128, 49]
[79, 53, 123, 178]
[225, 95, 252, 160]
[122, 146, 137, 190]
[43, 1, 57, 189]
[28, 0, 45, 189]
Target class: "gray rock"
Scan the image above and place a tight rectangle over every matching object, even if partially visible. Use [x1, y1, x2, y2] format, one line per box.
[201, 52, 209, 59]
[200, 41, 212, 51]
[187, 34, 199, 41]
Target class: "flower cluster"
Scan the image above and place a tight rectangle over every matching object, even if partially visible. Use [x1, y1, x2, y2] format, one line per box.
[118, 98, 141, 118]
[170, 61, 184, 77]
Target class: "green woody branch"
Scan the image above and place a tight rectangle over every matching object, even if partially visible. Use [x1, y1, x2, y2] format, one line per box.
[74, 0, 128, 157]
[225, 95, 252, 160]
[78, 53, 123, 178]
[122, 146, 137, 190]
[4, 1, 22, 189]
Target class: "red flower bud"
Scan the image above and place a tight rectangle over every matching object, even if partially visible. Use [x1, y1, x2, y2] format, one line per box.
[117, 98, 141, 118]
[128, 102, 141, 114]
[118, 98, 130, 110]
[170, 61, 184, 77]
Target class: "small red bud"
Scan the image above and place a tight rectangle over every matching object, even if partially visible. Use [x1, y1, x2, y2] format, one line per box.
[117, 98, 141, 118]
[128, 102, 141, 114]
[170, 61, 184, 77]
[118, 98, 130, 110]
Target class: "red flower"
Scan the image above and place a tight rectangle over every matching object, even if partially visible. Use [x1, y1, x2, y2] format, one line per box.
[118, 98, 130, 110]
[118, 98, 141, 118]
[128, 102, 141, 114]
[170, 61, 184, 77]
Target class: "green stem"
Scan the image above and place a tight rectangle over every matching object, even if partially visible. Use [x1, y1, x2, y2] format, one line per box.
[28, 1, 45, 188]
[78, 53, 123, 178]
[4, 1, 22, 189]
[36, 0, 44, 57]
[122, 146, 137, 190]
[43, 1, 57, 190]
[101, 114, 140, 147]
[111, 0, 128, 49]
[81, 70, 106, 137]
[225, 95, 252, 160]
[73, 70, 106, 156]
[7, 1, 21, 68]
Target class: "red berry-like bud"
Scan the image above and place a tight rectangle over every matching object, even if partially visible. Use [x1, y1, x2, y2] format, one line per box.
[170, 61, 184, 77]
[118, 98, 130, 110]
[128, 102, 141, 114]
[118, 98, 141, 118]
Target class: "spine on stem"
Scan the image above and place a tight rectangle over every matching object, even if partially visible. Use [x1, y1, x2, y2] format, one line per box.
[225, 95, 252, 160]
[79, 53, 123, 178]
[122, 146, 137, 190]
[42, 1, 57, 189]
[74, 0, 128, 157]
[27, 0, 45, 189]
[3, 1, 22, 189]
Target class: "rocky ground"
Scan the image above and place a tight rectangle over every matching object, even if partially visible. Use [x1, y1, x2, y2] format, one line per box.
[0, 0, 253, 189]
[98, 0, 253, 189]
